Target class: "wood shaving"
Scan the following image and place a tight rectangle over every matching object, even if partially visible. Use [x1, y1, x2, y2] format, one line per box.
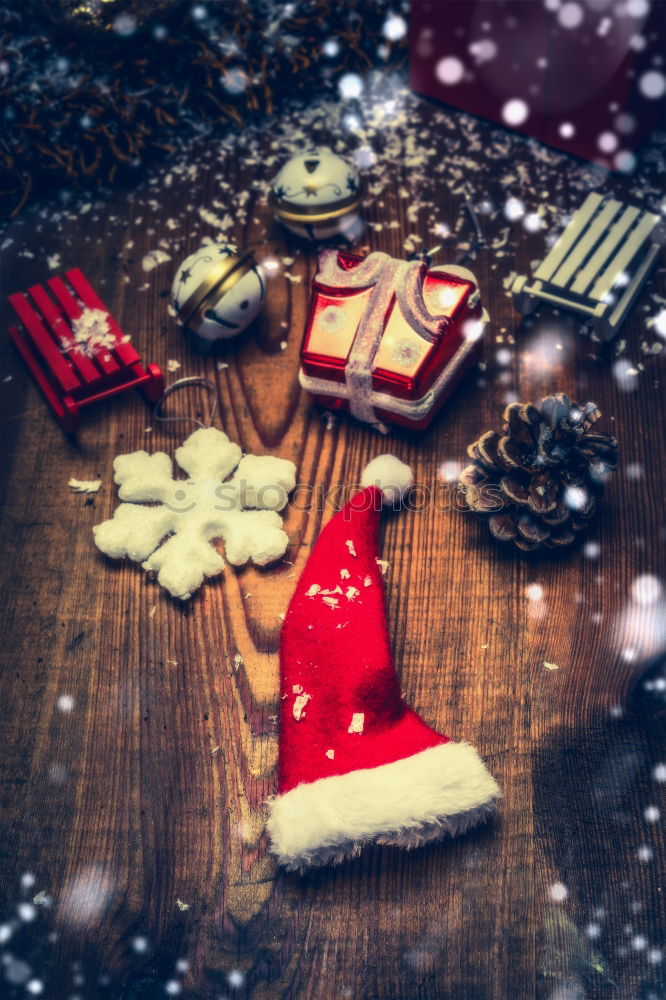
[325, 749, 335, 760]
[293, 692, 311, 720]
[348, 713, 365, 734]
[176, 898, 190, 911]
[345, 539, 357, 557]
[340, 568, 351, 580]
[142, 249, 171, 271]
[544, 661, 559, 670]
[68, 478, 102, 493]
[63, 309, 119, 357]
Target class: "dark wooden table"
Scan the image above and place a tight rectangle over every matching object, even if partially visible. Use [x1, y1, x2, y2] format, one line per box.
[1, 86, 664, 1000]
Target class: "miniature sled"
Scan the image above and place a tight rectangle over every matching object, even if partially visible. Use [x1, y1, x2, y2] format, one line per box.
[510, 193, 663, 341]
[8, 268, 164, 433]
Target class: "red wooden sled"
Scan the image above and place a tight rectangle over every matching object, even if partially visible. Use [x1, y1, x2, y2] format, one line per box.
[8, 268, 164, 433]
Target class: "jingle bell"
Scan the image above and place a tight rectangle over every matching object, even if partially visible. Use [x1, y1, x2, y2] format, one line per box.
[172, 244, 265, 342]
[269, 147, 363, 242]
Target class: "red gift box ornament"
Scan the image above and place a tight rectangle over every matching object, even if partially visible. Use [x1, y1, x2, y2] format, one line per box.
[299, 249, 488, 431]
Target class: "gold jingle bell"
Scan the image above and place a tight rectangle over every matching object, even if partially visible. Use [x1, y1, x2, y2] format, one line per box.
[172, 245, 265, 342]
[269, 147, 364, 242]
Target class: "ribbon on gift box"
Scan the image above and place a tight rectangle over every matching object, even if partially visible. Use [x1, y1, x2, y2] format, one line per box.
[317, 250, 451, 427]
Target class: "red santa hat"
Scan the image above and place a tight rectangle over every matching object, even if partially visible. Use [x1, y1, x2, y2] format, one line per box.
[267, 455, 500, 870]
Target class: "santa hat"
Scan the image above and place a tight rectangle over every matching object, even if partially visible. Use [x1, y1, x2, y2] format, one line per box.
[267, 455, 500, 870]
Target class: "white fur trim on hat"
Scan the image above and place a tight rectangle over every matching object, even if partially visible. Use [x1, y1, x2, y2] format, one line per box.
[267, 742, 501, 871]
[361, 454, 414, 505]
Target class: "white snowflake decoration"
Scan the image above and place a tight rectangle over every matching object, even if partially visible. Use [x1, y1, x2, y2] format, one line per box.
[93, 427, 296, 599]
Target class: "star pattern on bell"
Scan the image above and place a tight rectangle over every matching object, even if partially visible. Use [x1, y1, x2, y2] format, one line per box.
[179, 268, 192, 283]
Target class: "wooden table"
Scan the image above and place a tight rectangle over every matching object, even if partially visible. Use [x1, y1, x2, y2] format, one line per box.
[1, 88, 664, 1000]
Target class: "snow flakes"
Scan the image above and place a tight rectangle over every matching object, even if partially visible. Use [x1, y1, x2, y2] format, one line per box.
[435, 56, 464, 86]
[305, 584, 321, 597]
[345, 586, 360, 602]
[340, 568, 351, 580]
[348, 713, 365, 734]
[345, 539, 357, 557]
[93, 427, 296, 599]
[502, 99, 529, 127]
[17, 902, 37, 923]
[338, 73, 363, 99]
[557, 2, 584, 30]
[504, 197, 525, 222]
[363, 575, 372, 587]
[325, 749, 335, 759]
[293, 691, 311, 720]
[383, 13, 407, 41]
[549, 882, 568, 902]
[375, 558, 389, 576]
[652, 763, 666, 783]
[631, 574, 663, 605]
[639, 70, 666, 101]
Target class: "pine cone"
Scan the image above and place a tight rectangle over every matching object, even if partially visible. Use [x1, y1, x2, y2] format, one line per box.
[458, 393, 619, 551]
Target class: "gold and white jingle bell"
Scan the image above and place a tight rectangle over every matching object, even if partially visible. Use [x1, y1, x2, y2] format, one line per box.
[171, 244, 265, 342]
[268, 147, 364, 241]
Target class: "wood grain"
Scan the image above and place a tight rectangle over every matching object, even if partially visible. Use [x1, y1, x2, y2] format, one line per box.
[0, 93, 664, 1000]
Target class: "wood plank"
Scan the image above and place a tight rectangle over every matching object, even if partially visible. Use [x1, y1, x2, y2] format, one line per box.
[47, 275, 121, 375]
[589, 211, 659, 302]
[534, 192, 603, 282]
[8, 291, 81, 392]
[550, 199, 623, 289]
[64, 268, 142, 366]
[0, 91, 664, 1000]
[569, 205, 639, 297]
[28, 283, 102, 384]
